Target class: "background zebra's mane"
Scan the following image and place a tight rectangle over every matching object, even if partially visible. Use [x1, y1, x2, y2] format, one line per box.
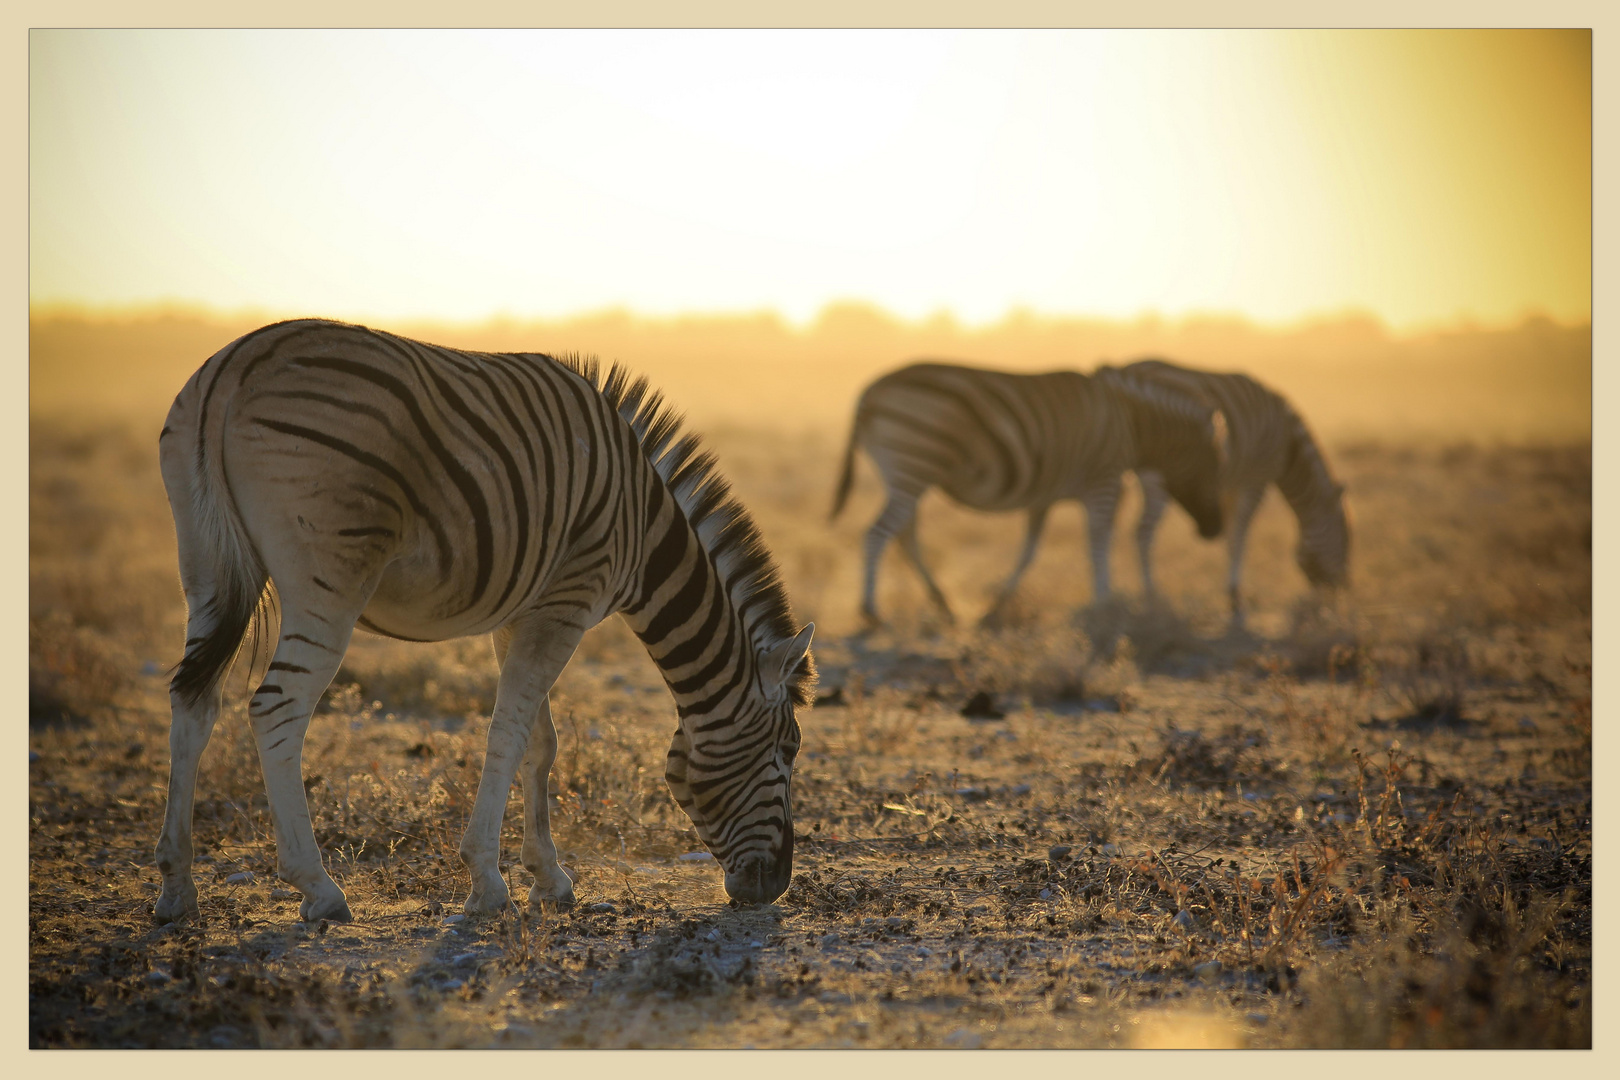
[557, 354, 817, 706]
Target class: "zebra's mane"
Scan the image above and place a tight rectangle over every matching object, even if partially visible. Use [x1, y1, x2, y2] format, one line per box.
[558, 354, 816, 706]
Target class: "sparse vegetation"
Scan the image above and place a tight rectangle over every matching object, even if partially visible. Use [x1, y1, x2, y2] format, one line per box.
[30, 323, 1589, 1048]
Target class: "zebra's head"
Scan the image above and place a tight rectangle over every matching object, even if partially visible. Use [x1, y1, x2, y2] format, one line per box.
[664, 623, 816, 904]
[1297, 482, 1351, 589]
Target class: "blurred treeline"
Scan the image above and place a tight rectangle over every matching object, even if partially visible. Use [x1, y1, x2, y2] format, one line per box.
[30, 303, 1590, 443]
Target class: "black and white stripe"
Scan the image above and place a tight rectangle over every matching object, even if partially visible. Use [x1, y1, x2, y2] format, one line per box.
[155, 318, 815, 923]
[1121, 359, 1349, 626]
[829, 360, 1227, 626]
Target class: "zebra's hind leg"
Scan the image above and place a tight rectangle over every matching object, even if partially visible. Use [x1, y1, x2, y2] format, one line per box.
[1135, 470, 1170, 599]
[860, 491, 922, 627]
[155, 684, 226, 923]
[461, 611, 586, 916]
[898, 517, 955, 626]
[980, 504, 1051, 629]
[249, 592, 380, 923]
[1224, 485, 1265, 630]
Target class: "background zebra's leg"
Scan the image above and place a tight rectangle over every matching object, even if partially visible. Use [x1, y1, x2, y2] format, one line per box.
[860, 491, 922, 627]
[1083, 480, 1123, 605]
[1225, 485, 1265, 629]
[981, 503, 1051, 628]
[898, 517, 955, 625]
[1135, 470, 1170, 599]
[461, 611, 586, 916]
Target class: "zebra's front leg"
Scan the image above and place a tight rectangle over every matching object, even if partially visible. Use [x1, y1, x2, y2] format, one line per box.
[1135, 470, 1169, 599]
[519, 696, 576, 910]
[1083, 480, 1123, 604]
[460, 613, 584, 916]
[981, 504, 1051, 628]
[898, 517, 955, 626]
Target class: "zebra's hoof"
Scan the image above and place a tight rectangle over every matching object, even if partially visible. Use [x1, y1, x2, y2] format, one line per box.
[154, 888, 199, 924]
[299, 892, 353, 923]
[529, 888, 576, 913]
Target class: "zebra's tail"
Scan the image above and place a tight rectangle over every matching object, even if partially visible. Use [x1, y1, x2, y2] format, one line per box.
[829, 411, 862, 521]
[162, 360, 274, 710]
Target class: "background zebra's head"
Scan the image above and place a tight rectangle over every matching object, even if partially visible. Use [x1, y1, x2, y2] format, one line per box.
[663, 624, 815, 904]
[1297, 481, 1351, 590]
[1097, 366, 1228, 540]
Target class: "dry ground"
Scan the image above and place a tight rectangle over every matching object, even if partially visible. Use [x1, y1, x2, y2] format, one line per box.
[29, 409, 1591, 1048]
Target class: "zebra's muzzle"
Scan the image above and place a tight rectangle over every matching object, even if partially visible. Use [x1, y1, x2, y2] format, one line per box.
[723, 855, 791, 904]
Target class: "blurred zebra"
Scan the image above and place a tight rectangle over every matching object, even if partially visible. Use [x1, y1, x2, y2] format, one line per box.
[1121, 359, 1349, 627]
[829, 361, 1227, 627]
[156, 318, 815, 923]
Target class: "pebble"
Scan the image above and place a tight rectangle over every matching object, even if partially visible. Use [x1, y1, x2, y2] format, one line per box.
[1193, 961, 1223, 980]
[270, 888, 297, 901]
[679, 851, 716, 862]
[1171, 909, 1196, 932]
[450, 952, 481, 965]
[944, 1028, 983, 1049]
[441, 914, 466, 925]
[28, 751, 40, 764]
[1100, 843, 1120, 857]
[1048, 845, 1073, 861]
[818, 933, 841, 950]
[144, 969, 172, 985]
[1247, 1012, 1270, 1025]
[588, 901, 618, 913]
[225, 871, 256, 885]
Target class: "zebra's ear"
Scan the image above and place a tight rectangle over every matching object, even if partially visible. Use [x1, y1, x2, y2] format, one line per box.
[761, 623, 815, 697]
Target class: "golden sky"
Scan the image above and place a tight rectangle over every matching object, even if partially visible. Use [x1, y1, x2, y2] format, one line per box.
[28, 29, 1591, 330]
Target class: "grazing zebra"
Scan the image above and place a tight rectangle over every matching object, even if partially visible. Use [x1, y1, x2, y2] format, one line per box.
[1121, 358, 1349, 626]
[829, 360, 1227, 627]
[155, 318, 815, 923]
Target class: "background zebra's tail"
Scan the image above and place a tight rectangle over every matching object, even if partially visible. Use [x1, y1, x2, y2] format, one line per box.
[829, 411, 862, 521]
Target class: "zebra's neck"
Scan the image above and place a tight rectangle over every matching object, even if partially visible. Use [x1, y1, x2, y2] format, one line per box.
[617, 473, 755, 720]
[1276, 420, 1338, 522]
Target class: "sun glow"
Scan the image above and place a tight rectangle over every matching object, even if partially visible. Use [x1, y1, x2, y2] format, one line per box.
[28, 29, 1590, 331]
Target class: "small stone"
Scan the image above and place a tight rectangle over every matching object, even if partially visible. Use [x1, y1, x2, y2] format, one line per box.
[818, 933, 841, 950]
[588, 901, 618, 913]
[944, 1028, 983, 1048]
[28, 751, 40, 764]
[451, 952, 480, 965]
[1247, 1012, 1270, 1025]
[679, 851, 716, 862]
[1048, 845, 1073, 861]
[225, 871, 256, 885]
[1100, 843, 1120, 857]
[270, 888, 297, 901]
[1171, 909, 1196, 932]
[441, 914, 465, 925]
[1010, 783, 1032, 796]
[1039, 888, 1052, 899]
[144, 969, 171, 985]
[1193, 961, 1223, 980]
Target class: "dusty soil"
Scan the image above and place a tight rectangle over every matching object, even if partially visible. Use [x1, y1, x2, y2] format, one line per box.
[29, 415, 1591, 1048]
